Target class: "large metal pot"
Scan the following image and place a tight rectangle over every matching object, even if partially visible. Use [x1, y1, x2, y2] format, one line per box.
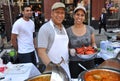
[78, 53, 120, 81]
[78, 68, 120, 81]
[98, 58, 120, 72]
[25, 74, 51, 81]
[25, 62, 70, 81]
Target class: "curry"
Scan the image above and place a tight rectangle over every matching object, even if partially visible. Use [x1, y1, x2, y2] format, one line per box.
[27, 74, 51, 81]
[84, 69, 120, 81]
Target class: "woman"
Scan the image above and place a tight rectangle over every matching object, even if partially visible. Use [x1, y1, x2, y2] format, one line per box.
[66, 5, 97, 78]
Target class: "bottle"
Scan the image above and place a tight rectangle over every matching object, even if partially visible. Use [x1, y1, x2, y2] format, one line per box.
[106, 41, 114, 55]
[100, 41, 108, 54]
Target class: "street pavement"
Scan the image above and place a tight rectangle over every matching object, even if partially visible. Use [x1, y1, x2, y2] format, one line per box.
[94, 29, 107, 48]
[94, 28, 119, 48]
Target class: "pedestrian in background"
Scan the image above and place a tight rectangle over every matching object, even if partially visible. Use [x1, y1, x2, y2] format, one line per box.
[11, 5, 37, 66]
[66, 5, 97, 78]
[98, 8, 107, 34]
[37, 2, 71, 78]
[0, 23, 6, 48]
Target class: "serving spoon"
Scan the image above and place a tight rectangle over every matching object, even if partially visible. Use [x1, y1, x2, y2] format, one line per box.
[78, 63, 88, 71]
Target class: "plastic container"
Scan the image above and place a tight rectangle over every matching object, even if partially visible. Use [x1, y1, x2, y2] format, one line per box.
[100, 41, 108, 54]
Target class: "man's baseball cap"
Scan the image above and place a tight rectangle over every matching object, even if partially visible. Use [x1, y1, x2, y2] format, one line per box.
[51, 2, 65, 10]
[74, 5, 86, 13]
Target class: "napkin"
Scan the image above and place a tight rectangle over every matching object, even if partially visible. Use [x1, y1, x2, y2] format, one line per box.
[5, 63, 29, 74]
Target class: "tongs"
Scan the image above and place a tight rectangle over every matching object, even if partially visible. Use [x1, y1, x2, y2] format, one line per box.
[43, 57, 65, 74]
[50, 57, 69, 81]
[57, 57, 65, 66]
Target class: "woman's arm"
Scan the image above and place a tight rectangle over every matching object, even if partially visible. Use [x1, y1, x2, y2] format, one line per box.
[91, 33, 97, 48]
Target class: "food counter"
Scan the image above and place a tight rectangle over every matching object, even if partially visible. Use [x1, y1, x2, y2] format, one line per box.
[0, 41, 119, 81]
[0, 55, 119, 81]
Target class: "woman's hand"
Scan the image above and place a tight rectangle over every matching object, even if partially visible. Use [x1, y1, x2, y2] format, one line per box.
[69, 49, 76, 56]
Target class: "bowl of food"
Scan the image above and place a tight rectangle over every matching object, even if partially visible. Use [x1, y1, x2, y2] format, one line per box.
[76, 46, 98, 60]
[78, 68, 120, 81]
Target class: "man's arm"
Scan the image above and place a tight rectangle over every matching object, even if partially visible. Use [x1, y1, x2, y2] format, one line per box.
[11, 33, 18, 51]
[33, 32, 37, 49]
[37, 48, 51, 66]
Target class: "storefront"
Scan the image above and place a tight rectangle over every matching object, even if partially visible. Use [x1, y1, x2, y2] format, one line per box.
[11, 0, 44, 31]
[0, 0, 44, 39]
[91, 0, 120, 29]
[61, 0, 92, 28]
[105, 0, 120, 27]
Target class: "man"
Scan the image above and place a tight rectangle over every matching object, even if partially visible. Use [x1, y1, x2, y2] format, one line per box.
[11, 5, 37, 66]
[37, 2, 70, 78]
[99, 8, 107, 34]
[0, 23, 5, 48]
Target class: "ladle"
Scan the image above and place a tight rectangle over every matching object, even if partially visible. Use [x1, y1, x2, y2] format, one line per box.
[78, 63, 88, 71]
[78, 63, 88, 81]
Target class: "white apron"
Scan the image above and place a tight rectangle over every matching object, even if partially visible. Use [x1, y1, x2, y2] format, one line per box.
[48, 20, 71, 78]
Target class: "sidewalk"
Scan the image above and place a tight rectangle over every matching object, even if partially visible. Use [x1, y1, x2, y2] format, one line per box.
[94, 28, 119, 48]
[94, 29, 107, 48]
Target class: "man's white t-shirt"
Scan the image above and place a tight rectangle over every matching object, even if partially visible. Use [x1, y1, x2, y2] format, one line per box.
[12, 18, 35, 53]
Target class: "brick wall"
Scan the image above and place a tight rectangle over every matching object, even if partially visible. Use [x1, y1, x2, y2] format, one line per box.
[3, 5, 19, 41]
[44, 0, 60, 20]
[92, 0, 105, 20]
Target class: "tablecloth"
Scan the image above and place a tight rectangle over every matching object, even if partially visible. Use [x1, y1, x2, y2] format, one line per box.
[1, 63, 41, 81]
[97, 48, 120, 60]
